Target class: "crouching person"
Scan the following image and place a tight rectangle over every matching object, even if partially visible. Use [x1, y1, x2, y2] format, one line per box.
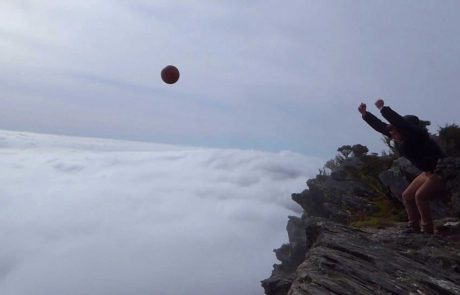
[359, 99, 447, 234]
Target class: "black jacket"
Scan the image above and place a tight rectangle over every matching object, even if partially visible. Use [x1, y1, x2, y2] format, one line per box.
[363, 106, 445, 172]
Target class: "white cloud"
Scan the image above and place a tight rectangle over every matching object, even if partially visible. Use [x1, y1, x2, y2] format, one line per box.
[0, 130, 324, 295]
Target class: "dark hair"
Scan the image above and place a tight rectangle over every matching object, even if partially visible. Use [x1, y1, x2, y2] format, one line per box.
[403, 115, 420, 126]
[386, 115, 421, 133]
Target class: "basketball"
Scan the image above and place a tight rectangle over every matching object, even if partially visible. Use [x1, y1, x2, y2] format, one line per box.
[161, 65, 180, 84]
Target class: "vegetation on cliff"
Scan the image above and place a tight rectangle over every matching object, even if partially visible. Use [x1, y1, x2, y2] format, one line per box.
[262, 124, 460, 295]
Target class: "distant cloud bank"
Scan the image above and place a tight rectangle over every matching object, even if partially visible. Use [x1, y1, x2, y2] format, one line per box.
[0, 130, 323, 295]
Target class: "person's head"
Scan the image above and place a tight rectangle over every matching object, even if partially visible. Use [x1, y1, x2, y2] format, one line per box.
[403, 115, 420, 126]
[386, 115, 421, 143]
[386, 124, 403, 142]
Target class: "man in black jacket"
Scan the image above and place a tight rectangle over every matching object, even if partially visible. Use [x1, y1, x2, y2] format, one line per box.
[359, 99, 446, 234]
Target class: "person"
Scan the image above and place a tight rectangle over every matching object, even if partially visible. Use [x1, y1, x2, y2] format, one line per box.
[359, 99, 446, 234]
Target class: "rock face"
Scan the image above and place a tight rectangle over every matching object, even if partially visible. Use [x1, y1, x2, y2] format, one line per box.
[262, 155, 460, 295]
[378, 157, 417, 203]
[436, 157, 460, 217]
[262, 216, 322, 295]
[289, 219, 460, 295]
[292, 169, 377, 225]
[263, 215, 460, 295]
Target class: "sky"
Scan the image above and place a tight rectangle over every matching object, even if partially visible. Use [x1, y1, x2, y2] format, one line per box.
[0, 130, 324, 295]
[1, 0, 460, 158]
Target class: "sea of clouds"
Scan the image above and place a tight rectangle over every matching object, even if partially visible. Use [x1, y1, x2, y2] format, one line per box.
[0, 130, 324, 295]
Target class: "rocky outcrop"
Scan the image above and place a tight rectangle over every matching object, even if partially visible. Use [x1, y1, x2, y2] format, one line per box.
[378, 158, 415, 203]
[292, 171, 377, 225]
[262, 161, 381, 295]
[262, 216, 314, 295]
[289, 218, 460, 295]
[262, 155, 460, 295]
[263, 215, 460, 295]
[436, 157, 460, 217]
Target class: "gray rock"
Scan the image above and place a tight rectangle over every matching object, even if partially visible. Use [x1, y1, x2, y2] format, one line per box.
[378, 157, 422, 203]
[330, 157, 363, 181]
[286, 219, 460, 295]
[435, 157, 460, 216]
[263, 156, 460, 295]
[394, 157, 422, 181]
[378, 167, 408, 203]
[261, 216, 322, 295]
[261, 267, 297, 295]
[292, 175, 376, 224]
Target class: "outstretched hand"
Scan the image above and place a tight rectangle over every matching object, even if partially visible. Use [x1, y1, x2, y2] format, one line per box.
[375, 99, 384, 110]
[358, 103, 367, 115]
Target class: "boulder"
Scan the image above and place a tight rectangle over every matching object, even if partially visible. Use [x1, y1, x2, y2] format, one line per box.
[378, 167, 407, 203]
[394, 157, 422, 181]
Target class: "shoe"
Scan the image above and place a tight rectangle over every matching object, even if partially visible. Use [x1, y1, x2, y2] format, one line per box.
[401, 221, 421, 234]
[421, 223, 434, 235]
[401, 226, 421, 234]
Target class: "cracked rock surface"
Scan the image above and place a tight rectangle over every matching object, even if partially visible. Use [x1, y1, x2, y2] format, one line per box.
[262, 155, 460, 295]
[288, 220, 460, 295]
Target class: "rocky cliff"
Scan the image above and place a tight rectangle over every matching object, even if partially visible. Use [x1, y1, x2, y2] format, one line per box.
[262, 155, 460, 295]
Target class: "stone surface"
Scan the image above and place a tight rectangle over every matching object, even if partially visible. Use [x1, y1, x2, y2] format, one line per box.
[435, 157, 460, 217]
[378, 167, 407, 203]
[292, 175, 376, 225]
[288, 219, 460, 295]
[330, 157, 363, 181]
[262, 155, 460, 295]
[263, 216, 460, 295]
[394, 157, 422, 181]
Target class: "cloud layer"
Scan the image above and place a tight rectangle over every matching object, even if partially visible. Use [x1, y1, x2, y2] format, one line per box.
[0, 130, 323, 295]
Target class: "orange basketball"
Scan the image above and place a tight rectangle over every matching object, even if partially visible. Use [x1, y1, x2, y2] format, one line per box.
[161, 65, 180, 84]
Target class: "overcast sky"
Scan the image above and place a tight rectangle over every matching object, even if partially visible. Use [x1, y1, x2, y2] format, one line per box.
[1, 0, 460, 158]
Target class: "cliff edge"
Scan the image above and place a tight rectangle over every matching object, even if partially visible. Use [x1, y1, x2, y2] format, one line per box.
[262, 154, 460, 295]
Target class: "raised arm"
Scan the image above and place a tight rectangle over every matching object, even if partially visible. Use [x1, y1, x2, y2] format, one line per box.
[375, 99, 423, 138]
[375, 99, 410, 131]
[359, 102, 391, 137]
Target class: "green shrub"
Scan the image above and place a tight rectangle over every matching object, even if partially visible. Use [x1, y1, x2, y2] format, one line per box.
[438, 123, 460, 157]
[350, 196, 406, 229]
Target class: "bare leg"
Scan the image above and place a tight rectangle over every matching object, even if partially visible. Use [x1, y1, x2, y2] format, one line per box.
[402, 173, 429, 230]
[415, 173, 447, 233]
